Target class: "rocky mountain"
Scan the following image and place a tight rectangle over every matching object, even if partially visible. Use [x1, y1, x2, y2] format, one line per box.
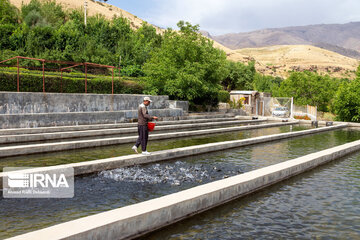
[313, 42, 360, 60]
[209, 22, 360, 59]
[226, 45, 359, 79]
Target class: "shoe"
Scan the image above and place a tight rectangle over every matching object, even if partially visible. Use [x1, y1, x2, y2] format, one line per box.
[132, 146, 138, 153]
[142, 151, 151, 155]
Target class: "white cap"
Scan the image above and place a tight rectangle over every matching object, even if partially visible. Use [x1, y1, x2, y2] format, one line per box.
[143, 97, 152, 102]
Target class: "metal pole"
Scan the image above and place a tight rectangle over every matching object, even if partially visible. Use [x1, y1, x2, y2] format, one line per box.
[42, 60, 45, 93]
[84, 0, 87, 26]
[112, 68, 114, 95]
[118, 55, 121, 82]
[262, 101, 265, 116]
[17, 57, 19, 92]
[61, 70, 63, 93]
[85, 63, 87, 93]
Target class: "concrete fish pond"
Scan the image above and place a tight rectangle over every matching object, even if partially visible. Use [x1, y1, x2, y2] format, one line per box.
[143, 151, 360, 240]
[1, 127, 360, 239]
[0, 124, 311, 170]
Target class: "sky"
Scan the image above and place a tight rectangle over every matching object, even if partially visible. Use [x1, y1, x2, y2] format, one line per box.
[106, 0, 360, 35]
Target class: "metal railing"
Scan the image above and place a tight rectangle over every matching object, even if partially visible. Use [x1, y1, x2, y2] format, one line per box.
[0, 56, 121, 94]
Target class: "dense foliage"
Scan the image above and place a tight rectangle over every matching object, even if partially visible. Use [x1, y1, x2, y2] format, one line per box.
[221, 61, 256, 91]
[0, 68, 143, 93]
[1, 0, 359, 120]
[143, 21, 227, 106]
[277, 71, 344, 112]
[0, 0, 160, 72]
[253, 73, 282, 95]
[332, 66, 360, 122]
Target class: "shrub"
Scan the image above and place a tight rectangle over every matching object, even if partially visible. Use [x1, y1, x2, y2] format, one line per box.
[229, 97, 244, 109]
[121, 64, 144, 77]
[218, 90, 230, 102]
[0, 71, 143, 94]
[333, 78, 360, 122]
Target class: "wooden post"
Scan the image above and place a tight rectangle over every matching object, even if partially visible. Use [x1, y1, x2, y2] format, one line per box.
[42, 60, 45, 93]
[112, 68, 114, 95]
[17, 57, 19, 92]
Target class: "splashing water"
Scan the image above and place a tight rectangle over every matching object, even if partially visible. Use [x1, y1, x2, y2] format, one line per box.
[98, 161, 242, 186]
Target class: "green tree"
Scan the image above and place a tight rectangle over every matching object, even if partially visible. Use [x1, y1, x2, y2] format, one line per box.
[333, 65, 360, 122]
[21, 0, 65, 28]
[221, 60, 256, 91]
[132, 22, 162, 65]
[54, 20, 83, 53]
[21, 0, 42, 27]
[10, 23, 30, 50]
[253, 73, 282, 95]
[0, 0, 19, 24]
[0, 0, 19, 49]
[120, 22, 162, 77]
[25, 25, 55, 56]
[333, 79, 360, 122]
[0, 24, 16, 49]
[278, 71, 339, 112]
[40, 0, 66, 27]
[143, 21, 227, 106]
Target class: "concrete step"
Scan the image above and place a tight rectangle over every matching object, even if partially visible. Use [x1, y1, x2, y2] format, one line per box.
[185, 112, 236, 119]
[0, 119, 266, 144]
[0, 117, 243, 135]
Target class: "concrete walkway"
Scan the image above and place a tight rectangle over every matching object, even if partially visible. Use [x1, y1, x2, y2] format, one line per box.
[0, 119, 266, 144]
[0, 117, 241, 135]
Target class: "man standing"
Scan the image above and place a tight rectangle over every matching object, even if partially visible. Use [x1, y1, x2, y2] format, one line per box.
[132, 97, 158, 155]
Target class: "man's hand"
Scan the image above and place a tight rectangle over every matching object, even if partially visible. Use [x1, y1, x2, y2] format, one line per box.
[153, 116, 158, 120]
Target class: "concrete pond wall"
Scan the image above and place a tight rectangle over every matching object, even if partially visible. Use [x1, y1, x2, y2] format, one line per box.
[0, 92, 188, 128]
[0, 92, 171, 113]
[168, 100, 189, 113]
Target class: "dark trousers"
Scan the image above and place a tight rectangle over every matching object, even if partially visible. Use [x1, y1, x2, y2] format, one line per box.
[135, 125, 149, 151]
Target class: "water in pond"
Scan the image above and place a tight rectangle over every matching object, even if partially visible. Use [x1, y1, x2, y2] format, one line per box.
[1, 128, 359, 239]
[0, 124, 310, 171]
[143, 152, 360, 239]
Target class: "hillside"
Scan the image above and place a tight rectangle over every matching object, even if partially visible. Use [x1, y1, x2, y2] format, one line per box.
[210, 22, 360, 59]
[314, 42, 360, 59]
[9, 0, 164, 33]
[204, 22, 360, 78]
[226, 45, 359, 79]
